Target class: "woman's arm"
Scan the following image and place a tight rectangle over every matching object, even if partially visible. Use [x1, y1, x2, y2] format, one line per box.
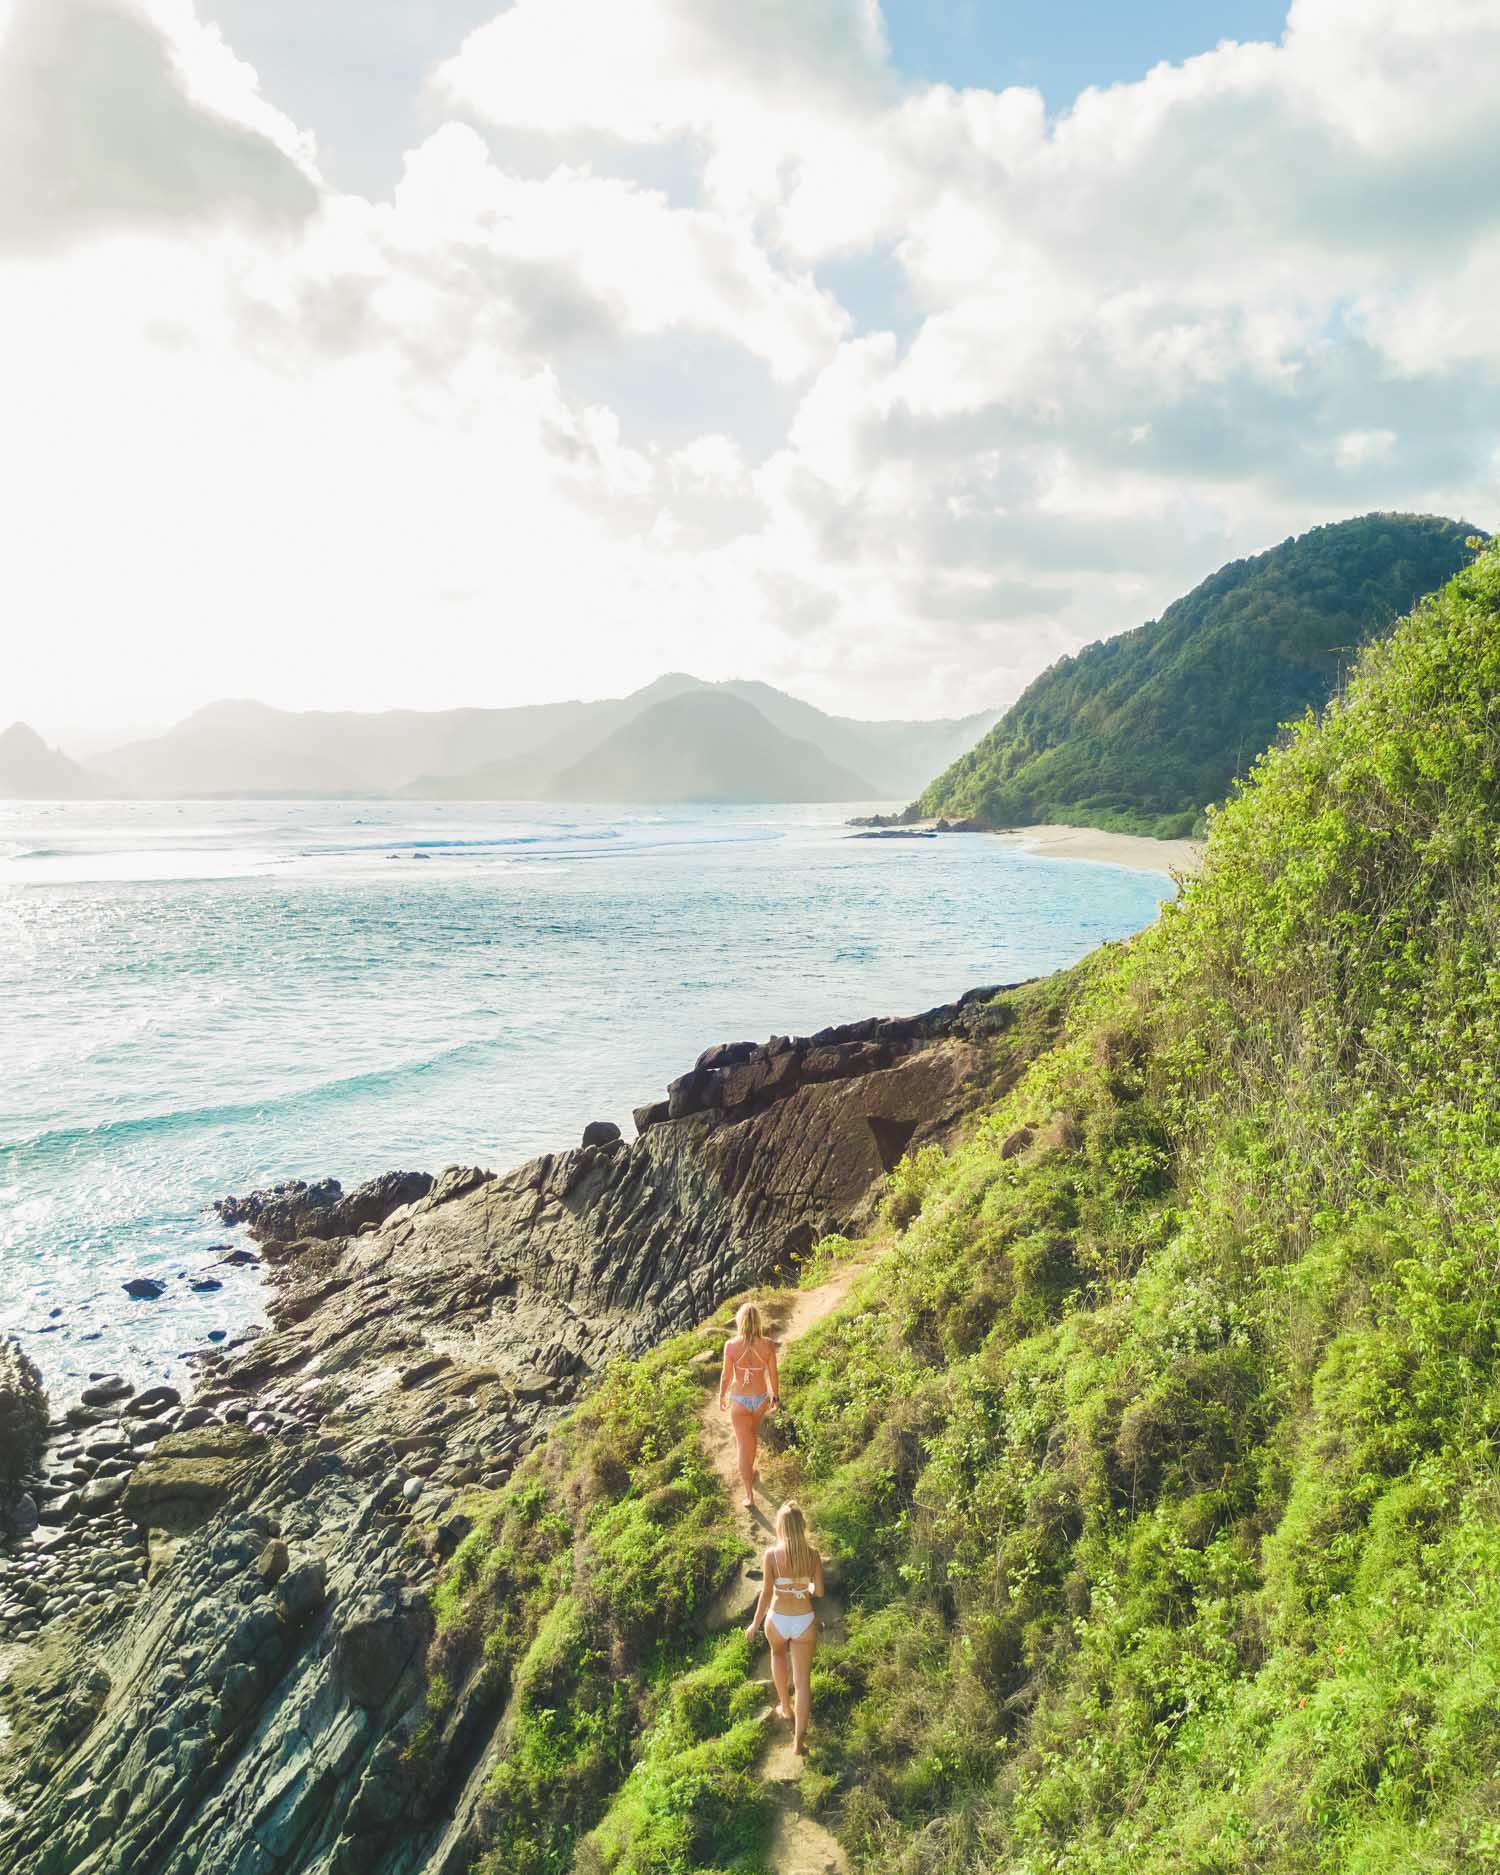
[812, 1553, 825, 1599]
[766, 1340, 781, 1409]
[746, 1548, 776, 1639]
[718, 1341, 733, 1412]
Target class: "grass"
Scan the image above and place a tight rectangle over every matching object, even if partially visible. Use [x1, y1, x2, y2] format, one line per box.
[753, 537, 1500, 1874]
[418, 539, 1500, 1874]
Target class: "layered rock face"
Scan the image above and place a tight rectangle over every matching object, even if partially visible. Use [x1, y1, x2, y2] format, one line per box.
[0, 984, 1016, 1875]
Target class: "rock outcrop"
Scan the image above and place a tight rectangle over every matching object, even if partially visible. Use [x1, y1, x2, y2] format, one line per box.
[0, 983, 1021, 1875]
[215, 1171, 435, 1246]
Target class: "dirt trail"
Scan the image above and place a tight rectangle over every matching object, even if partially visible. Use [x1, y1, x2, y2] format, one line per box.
[700, 1267, 864, 1875]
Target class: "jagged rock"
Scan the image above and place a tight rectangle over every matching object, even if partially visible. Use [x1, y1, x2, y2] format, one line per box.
[0, 981, 1020, 1875]
[335, 1589, 432, 1708]
[122, 1276, 167, 1300]
[214, 1171, 436, 1246]
[214, 1661, 260, 1734]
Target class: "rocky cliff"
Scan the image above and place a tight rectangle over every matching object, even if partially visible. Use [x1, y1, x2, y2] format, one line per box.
[0, 983, 1027, 1875]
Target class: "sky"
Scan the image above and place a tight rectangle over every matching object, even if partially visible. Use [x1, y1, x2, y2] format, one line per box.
[1, 0, 1496, 747]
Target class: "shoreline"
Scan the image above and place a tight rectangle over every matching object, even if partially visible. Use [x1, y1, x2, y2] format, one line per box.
[1002, 822, 1202, 875]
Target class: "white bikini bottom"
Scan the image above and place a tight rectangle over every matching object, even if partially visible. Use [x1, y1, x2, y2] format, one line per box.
[766, 1608, 815, 1641]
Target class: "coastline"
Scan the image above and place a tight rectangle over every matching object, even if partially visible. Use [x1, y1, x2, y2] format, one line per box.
[1001, 822, 1202, 875]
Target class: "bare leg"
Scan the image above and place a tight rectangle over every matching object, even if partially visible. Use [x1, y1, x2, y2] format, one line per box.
[790, 1631, 816, 1753]
[729, 1403, 767, 1509]
[766, 1628, 791, 1719]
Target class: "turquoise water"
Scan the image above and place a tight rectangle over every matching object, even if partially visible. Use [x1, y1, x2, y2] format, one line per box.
[0, 800, 1173, 1396]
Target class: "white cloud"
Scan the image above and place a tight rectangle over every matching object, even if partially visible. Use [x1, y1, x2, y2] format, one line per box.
[0, 0, 318, 250]
[1, 0, 1497, 744]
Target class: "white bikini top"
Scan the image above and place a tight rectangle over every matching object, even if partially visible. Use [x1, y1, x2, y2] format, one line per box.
[772, 1550, 816, 1599]
[732, 1339, 770, 1385]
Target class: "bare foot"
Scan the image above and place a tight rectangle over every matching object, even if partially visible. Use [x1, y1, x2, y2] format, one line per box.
[742, 1495, 754, 1511]
[794, 1737, 808, 1756]
[775, 1703, 792, 1720]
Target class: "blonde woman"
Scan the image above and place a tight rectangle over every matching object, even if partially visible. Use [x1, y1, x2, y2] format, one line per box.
[747, 1501, 824, 1755]
[718, 1302, 779, 1511]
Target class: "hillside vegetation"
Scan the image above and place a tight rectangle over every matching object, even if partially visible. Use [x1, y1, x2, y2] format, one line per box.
[419, 536, 1500, 1874]
[913, 512, 1475, 837]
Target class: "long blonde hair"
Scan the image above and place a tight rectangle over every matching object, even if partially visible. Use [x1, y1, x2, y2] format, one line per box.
[734, 1302, 762, 1345]
[776, 1501, 816, 1582]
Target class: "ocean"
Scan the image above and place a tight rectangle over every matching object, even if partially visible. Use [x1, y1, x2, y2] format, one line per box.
[0, 799, 1173, 1399]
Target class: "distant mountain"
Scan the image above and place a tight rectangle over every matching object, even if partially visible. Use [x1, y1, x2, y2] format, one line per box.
[403, 676, 997, 802]
[88, 695, 615, 799]
[911, 513, 1479, 838]
[87, 675, 998, 802]
[399, 675, 705, 800]
[545, 689, 877, 802]
[0, 723, 99, 799]
[707, 681, 999, 800]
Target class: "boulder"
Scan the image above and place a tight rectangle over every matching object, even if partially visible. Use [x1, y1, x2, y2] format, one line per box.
[254, 1538, 290, 1585]
[79, 1376, 131, 1408]
[277, 1555, 328, 1623]
[123, 1386, 181, 1420]
[82, 1473, 128, 1510]
[5, 1491, 39, 1537]
[122, 1277, 167, 1300]
[122, 1431, 262, 1522]
[580, 1119, 622, 1149]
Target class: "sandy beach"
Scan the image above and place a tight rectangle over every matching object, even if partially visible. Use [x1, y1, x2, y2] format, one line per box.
[1002, 823, 1203, 875]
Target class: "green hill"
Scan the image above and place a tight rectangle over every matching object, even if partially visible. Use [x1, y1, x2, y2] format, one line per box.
[913, 512, 1477, 837]
[545, 688, 879, 801]
[421, 536, 1500, 1873]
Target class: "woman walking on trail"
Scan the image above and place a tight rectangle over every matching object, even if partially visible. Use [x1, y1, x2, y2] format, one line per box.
[747, 1501, 824, 1755]
[718, 1302, 779, 1511]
